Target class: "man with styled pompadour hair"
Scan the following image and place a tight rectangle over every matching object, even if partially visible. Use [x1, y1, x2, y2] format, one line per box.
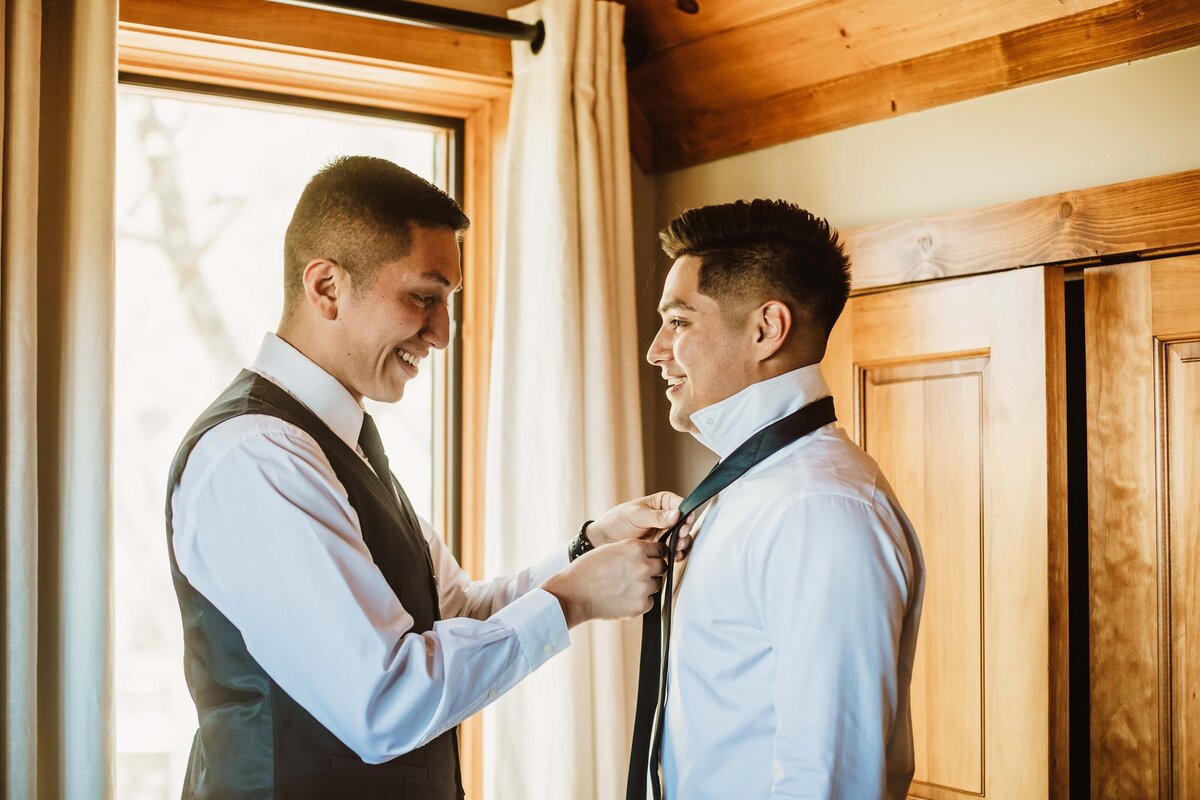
[167, 156, 689, 799]
[630, 199, 925, 800]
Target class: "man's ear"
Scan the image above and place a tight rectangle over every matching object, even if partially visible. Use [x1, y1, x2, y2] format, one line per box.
[302, 259, 344, 321]
[753, 300, 792, 361]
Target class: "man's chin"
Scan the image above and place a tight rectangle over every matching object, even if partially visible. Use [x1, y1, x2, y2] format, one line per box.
[667, 405, 693, 433]
[367, 383, 406, 404]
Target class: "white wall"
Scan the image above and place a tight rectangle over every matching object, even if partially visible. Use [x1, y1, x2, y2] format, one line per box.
[658, 46, 1200, 231]
[637, 45, 1200, 494]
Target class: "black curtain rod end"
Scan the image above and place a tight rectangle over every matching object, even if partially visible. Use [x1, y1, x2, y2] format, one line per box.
[530, 20, 545, 54]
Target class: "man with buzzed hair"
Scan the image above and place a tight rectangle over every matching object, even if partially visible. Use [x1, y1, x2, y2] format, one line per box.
[631, 199, 924, 799]
[167, 156, 686, 799]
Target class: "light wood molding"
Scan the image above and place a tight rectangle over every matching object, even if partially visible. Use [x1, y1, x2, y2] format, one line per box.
[119, 0, 512, 80]
[841, 169, 1200, 293]
[1085, 254, 1200, 798]
[638, 0, 1200, 172]
[1163, 337, 1200, 799]
[117, 16, 507, 799]
[1043, 271, 1071, 799]
[824, 267, 1070, 798]
[117, 24, 510, 118]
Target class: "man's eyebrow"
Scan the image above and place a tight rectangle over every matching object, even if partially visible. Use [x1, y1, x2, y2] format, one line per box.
[417, 271, 452, 287]
[658, 299, 698, 314]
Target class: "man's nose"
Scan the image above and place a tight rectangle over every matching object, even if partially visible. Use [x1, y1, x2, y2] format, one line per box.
[646, 327, 668, 366]
[423, 304, 451, 350]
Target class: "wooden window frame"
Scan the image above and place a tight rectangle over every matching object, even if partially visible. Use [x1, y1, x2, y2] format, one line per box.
[117, 8, 511, 796]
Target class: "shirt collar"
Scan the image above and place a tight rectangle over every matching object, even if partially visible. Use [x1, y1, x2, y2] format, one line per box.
[251, 332, 364, 452]
[689, 364, 833, 460]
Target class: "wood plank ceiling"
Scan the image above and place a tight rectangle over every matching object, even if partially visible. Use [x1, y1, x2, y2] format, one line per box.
[622, 0, 1200, 172]
[121, 1, 1200, 174]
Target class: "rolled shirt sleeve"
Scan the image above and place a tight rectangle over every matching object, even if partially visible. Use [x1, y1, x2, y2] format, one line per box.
[172, 415, 571, 763]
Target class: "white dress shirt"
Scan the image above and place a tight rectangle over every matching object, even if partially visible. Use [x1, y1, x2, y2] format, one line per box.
[662, 365, 925, 800]
[170, 332, 571, 763]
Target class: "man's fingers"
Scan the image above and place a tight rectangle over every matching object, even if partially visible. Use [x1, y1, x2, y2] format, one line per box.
[649, 490, 684, 511]
[627, 502, 682, 532]
[640, 540, 668, 558]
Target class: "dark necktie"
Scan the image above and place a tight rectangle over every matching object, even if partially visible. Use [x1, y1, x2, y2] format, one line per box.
[359, 414, 462, 778]
[358, 411, 400, 505]
[625, 395, 837, 800]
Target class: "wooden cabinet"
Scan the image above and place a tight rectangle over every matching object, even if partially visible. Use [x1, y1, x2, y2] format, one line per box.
[1086, 255, 1200, 799]
[822, 266, 1069, 799]
[816, 170, 1200, 798]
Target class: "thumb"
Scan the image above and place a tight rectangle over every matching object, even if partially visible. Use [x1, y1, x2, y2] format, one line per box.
[630, 503, 680, 530]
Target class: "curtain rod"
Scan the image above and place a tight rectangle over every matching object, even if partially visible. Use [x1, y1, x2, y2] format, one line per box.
[268, 0, 546, 54]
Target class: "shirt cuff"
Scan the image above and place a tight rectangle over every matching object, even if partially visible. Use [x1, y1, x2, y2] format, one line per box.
[527, 545, 571, 589]
[491, 587, 570, 671]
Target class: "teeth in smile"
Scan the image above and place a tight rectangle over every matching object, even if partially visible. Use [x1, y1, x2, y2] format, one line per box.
[396, 349, 421, 368]
[667, 378, 685, 387]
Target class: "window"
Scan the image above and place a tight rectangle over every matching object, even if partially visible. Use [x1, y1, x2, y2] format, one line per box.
[112, 80, 464, 799]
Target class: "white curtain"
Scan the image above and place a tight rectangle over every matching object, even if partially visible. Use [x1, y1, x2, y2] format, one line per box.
[2, 0, 117, 798]
[484, 0, 643, 797]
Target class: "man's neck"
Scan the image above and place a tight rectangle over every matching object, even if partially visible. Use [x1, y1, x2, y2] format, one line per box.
[273, 325, 362, 404]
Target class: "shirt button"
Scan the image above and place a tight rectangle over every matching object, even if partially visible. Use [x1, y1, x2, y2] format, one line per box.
[487, 689, 497, 699]
[543, 643, 555, 655]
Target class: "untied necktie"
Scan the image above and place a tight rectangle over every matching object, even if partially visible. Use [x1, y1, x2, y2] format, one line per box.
[625, 395, 837, 800]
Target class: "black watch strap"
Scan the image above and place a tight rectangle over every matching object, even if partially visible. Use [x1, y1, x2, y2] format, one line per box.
[568, 520, 596, 561]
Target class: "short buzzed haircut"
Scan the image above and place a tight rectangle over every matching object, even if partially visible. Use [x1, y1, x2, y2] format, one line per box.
[659, 199, 851, 337]
[282, 156, 469, 317]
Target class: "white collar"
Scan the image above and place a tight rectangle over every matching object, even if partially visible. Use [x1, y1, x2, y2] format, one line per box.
[251, 332, 364, 452]
[689, 364, 833, 460]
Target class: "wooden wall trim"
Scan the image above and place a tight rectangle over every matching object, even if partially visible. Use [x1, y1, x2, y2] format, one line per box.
[841, 169, 1200, 293]
[646, 0, 1200, 173]
[117, 17, 505, 799]
[1043, 268, 1071, 800]
[119, 0, 512, 80]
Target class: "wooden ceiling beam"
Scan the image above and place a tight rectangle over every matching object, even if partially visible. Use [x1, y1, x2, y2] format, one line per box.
[629, 0, 1113, 124]
[842, 169, 1200, 292]
[648, 0, 1200, 172]
[623, 0, 826, 60]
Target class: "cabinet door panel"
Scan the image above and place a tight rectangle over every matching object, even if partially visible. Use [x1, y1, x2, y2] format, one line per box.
[865, 359, 986, 795]
[1166, 341, 1200, 799]
[823, 266, 1068, 799]
[1087, 255, 1200, 799]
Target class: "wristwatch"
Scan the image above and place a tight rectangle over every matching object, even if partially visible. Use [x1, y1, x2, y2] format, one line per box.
[568, 520, 596, 562]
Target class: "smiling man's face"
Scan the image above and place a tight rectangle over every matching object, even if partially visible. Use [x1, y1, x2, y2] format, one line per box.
[646, 255, 759, 433]
[334, 224, 462, 403]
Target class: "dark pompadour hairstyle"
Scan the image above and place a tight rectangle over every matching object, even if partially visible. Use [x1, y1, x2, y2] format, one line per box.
[282, 156, 469, 314]
[659, 199, 851, 336]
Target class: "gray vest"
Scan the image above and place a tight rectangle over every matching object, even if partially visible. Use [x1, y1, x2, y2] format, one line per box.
[166, 370, 462, 799]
